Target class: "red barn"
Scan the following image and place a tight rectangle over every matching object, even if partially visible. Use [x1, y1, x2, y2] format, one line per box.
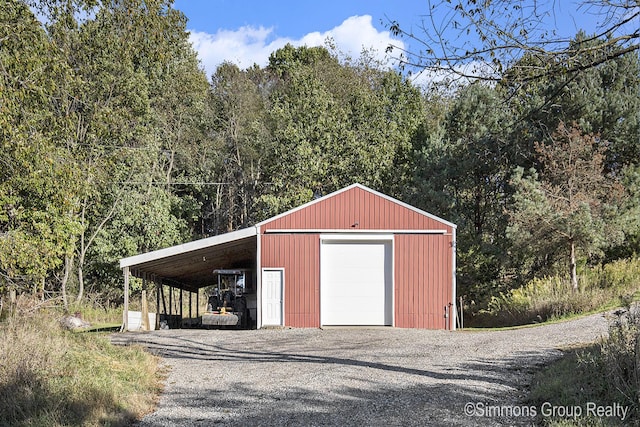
[120, 183, 457, 330]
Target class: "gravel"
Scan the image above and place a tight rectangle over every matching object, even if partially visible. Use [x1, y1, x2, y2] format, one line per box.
[112, 313, 609, 426]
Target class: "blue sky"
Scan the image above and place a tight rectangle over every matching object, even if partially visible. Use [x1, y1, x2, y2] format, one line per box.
[173, 0, 404, 40]
[172, 0, 606, 81]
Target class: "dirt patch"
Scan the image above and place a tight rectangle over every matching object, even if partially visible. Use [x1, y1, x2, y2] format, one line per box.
[112, 313, 608, 426]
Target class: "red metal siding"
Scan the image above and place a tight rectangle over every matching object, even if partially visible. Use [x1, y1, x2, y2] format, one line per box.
[260, 186, 452, 233]
[261, 233, 320, 328]
[394, 234, 453, 329]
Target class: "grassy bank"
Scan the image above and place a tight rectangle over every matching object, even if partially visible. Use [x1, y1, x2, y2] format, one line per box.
[528, 306, 640, 426]
[471, 258, 640, 327]
[0, 311, 162, 426]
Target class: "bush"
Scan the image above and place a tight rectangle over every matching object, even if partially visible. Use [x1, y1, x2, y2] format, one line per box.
[471, 258, 640, 327]
[0, 309, 161, 426]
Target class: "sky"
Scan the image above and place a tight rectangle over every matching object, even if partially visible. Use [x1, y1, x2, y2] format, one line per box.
[172, 0, 607, 82]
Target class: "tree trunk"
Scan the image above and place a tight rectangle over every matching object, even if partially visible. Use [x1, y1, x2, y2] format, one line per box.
[61, 255, 73, 310]
[76, 196, 120, 303]
[165, 149, 175, 188]
[77, 203, 87, 304]
[76, 256, 84, 303]
[227, 184, 234, 232]
[40, 277, 45, 301]
[570, 241, 578, 292]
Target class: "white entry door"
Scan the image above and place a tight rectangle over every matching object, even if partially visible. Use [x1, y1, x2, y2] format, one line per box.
[262, 269, 284, 326]
[321, 239, 392, 326]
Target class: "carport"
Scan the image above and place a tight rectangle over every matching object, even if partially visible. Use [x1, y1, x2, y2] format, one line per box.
[120, 227, 258, 331]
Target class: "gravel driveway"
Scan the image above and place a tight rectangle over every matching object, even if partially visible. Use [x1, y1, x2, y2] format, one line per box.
[112, 314, 609, 426]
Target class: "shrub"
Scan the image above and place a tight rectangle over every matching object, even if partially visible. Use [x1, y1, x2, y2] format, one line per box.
[472, 258, 640, 327]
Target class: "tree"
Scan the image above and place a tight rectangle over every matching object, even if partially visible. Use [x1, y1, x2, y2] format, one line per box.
[507, 122, 625, 291]
[504, 34, 640, 172]
[44, 0, 151, 304]
[261, 44, 425, 216]
[410, 83, 515, 303]
[205, 62, 270, 233]
[386, 0, 639, 84]
[0, 0, 82, 299]
[69, 0, 209, 297]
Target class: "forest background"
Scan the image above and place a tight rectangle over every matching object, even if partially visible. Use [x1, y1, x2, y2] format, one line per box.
[1, 0, 639, 323]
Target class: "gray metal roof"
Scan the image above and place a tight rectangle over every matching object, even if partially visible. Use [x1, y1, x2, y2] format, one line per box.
[119, 227, 257, 291]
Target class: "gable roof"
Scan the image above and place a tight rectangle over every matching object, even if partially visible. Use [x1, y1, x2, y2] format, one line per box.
[258, 183, 456, 230]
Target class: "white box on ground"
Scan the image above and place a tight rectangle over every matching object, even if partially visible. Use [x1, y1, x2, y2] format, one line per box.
[127, 311, 156, 331]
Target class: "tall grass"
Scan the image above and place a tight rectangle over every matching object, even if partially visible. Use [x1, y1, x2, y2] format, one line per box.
[0, 310, 162, 426]
[66, 293, 124, 326]
[473, 258, 640, 327]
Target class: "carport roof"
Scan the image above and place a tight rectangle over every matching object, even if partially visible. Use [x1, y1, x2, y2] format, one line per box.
[119, 227, 257, 292]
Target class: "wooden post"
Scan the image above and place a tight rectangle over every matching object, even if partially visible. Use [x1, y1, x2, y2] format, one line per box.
[122, 267, 130, 332]
[179, 288, 183, 328]
[156, 277, 160, 330]
[160, 282, 167, 318]
[3, 289, 17, 318]
[9, 289, 16, 317]
[188, 291, 192, 326]
[141, 290, 149, 331]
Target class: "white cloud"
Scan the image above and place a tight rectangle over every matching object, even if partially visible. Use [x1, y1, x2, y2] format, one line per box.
[188, 15, 404, 78]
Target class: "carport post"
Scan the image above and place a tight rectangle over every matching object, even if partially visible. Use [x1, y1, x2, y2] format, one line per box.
[122, 266, 130, 332]
[155, 276, 160, 330]
[160, 282, 167, 317]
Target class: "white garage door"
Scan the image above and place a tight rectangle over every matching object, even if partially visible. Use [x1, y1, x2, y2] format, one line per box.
[320, 239, 392, 326]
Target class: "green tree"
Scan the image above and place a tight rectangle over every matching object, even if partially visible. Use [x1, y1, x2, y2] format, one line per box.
[70, 0, 208, 296]
[1, 0, 210, 305]
[508, 122, 625, 291]
[45, 0, 153, 303]
[1, 0, 210, 303]
[501, 34, 640, 172]
[204, 62, 270, 233]
[87, 185, 188, 299]
[0, 0, 82, 298]
[262, 44, 424, 216]
[410, 83, 515, 303]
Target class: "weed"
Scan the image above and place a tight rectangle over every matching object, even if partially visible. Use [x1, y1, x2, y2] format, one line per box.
[0, 309, 161, 426]
[472, 258, 640, 327]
